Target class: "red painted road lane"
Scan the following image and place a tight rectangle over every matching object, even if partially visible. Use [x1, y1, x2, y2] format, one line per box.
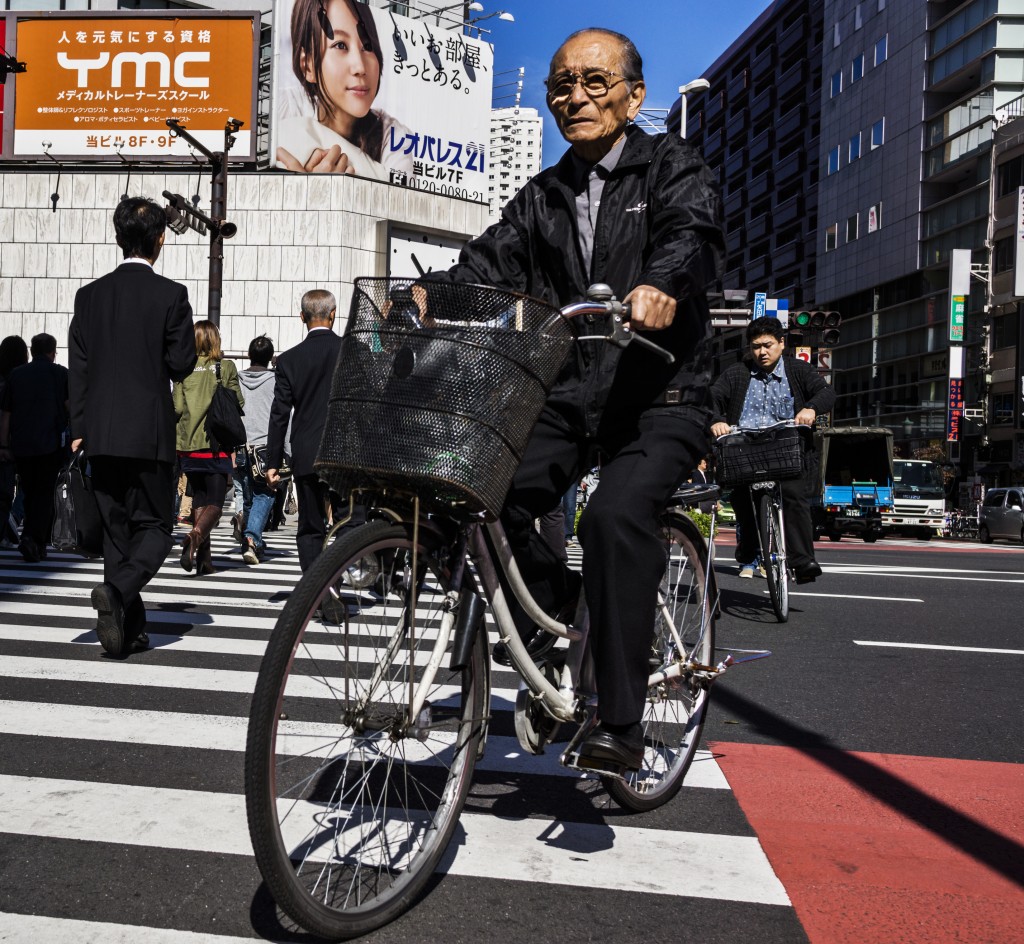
[711, 743, 1024, 944]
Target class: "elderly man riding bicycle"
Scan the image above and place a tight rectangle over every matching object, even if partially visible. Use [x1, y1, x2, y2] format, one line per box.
[428, 27, 725, 769]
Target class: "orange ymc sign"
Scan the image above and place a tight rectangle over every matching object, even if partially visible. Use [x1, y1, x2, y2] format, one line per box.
[11, 14, 256, 160]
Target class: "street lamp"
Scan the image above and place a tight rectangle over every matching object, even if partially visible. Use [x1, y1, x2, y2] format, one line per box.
[677, 78, 710, 140]
[465, 9, 514, 35]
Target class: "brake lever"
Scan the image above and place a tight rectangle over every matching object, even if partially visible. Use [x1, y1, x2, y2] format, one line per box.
[608, 313, 675, 365]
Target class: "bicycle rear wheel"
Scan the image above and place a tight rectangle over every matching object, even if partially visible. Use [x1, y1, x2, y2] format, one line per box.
[758, 492, 789, 622]
[245, 520, 486, 940]
[605, 512, 715, 812]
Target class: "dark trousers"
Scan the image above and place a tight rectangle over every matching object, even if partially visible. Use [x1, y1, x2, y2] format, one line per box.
[502, 402, 705, 726]
[294, 474, 351, 572]
[15, 451, 65, 549]
[186, 470, 228, 511]
[90, 457, 174, 610]
[731, 467, 815, 571]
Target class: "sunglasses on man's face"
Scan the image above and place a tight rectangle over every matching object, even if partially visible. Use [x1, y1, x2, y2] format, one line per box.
[544, 68, 630, 103]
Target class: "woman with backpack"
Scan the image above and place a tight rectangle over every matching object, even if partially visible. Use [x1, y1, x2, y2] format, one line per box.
[173, 321, 243, 575]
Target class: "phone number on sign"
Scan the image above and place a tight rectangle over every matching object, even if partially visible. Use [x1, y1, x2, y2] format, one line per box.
[391, 171, 483, 203]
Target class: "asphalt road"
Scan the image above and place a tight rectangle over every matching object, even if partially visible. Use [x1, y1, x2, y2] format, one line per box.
[0, 527, 1021, 944]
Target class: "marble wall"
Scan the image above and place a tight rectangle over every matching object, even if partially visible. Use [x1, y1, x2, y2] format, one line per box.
[0, 169, 488, 361]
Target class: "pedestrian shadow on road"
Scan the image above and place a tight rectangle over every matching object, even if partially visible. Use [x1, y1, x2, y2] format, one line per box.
[712, 686, 1024, 889]
[716, 585, 804, 623]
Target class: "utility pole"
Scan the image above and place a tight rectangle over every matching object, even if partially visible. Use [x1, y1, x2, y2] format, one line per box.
[163, 118, 243, 326]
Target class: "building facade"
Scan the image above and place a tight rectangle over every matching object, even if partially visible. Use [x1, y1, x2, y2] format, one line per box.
[488, 106, 542, 221]
[680, 0, 1024, 482]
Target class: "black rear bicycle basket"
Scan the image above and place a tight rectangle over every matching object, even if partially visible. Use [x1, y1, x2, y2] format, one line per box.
[715, 426, 805, 486]
[315, 278, 573, 520]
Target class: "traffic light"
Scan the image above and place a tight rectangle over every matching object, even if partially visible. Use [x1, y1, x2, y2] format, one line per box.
[822, 311, 842, 346]
[791, 310, 841, 345]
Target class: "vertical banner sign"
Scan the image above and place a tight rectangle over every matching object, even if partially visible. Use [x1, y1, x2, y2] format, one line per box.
[947, 344, 965, 443]
[947, 248, 970, 444]
[10, 13, 257, 160]
[949, 295, 965, 342]
[753, 292, 767, 318]
[272, 0, 493, 200]
[947, 378, 964, 442]
[1015, 186, 1024, 298]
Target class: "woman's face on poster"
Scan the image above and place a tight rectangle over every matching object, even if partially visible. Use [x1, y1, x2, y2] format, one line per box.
[304, 0, 381, 133]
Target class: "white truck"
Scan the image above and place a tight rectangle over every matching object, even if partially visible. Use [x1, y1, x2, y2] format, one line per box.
[881, 459, 946, 540]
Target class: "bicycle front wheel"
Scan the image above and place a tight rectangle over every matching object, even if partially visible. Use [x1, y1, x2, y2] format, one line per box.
[245, 520, 487, 940]
[758, 492, 789, 622]
[605, 512, 716, 812]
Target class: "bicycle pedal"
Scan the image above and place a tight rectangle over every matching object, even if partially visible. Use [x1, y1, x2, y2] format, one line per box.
[560, 749, 627, 781]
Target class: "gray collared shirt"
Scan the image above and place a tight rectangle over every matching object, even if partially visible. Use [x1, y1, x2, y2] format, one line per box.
[570, 135, 627, 278]
[740, 356, 794, 428]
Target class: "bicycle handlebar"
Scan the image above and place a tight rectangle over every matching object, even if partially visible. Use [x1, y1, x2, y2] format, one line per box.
[563, 287, 676, 365]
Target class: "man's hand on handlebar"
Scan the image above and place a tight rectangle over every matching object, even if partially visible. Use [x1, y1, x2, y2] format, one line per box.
[710, 422, 731, 439]
[795, 408, 816, 426]
[623, 284, 676, 330]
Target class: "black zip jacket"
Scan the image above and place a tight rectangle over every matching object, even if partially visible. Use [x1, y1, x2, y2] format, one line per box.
[433, 125, 725, 431]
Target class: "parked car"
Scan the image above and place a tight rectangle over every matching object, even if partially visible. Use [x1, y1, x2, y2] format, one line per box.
[717, 500, 737, 525]
[978, 487, 1024, 544]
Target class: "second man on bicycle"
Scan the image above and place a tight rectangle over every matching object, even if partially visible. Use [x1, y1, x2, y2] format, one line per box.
[709, 316, 835, 584]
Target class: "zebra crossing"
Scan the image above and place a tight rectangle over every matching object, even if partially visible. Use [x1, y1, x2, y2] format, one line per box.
[0, 523, 801, 942]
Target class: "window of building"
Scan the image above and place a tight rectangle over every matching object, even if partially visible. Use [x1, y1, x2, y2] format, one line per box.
[868, 203, 882, 232]
[833, 23, 841, 48]
[847, 214, 859, 242]
[871, 117, 885, 148]
[874, 34, 888, 65]
[997, 153, 1024, 197]
[849, 132, 862, 162]
[855, 3, 863, 30]
[878, 0, 885, 9]
[828, 146, 841, 175]
[993, 312, 1019, 349]
[831, 70, 843, 98]
[994, 236, 1015, 274]
[851, 53, 865, 82]
[826, 223, 838, 251]
[991, 392, 1014, 425]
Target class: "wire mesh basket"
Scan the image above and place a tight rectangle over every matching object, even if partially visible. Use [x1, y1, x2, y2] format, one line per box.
[714, 425, 806, 487]
[315, 277, 573, 520]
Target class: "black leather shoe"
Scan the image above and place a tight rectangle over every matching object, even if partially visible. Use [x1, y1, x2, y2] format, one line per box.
[795, 562, 823, 585]
[579, 722, 645, 771]
[124, 598, 149, 653]
[91, 582, 126, 656]
[492, 624, 557, 667]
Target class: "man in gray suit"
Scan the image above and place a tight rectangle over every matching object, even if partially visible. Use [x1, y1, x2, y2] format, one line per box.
[69, 196, 196, 656]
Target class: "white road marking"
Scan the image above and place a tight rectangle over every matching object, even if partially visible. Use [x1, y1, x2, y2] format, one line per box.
[779, 593, 924, 602]
[0, 911, 244, 943]
[0, 774, 787, 905]
[853, 641, 1024, 655]
[0, 700, 730, 789]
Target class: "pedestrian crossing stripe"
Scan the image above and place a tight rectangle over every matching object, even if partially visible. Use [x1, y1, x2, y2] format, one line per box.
[0, 525, 792, 935]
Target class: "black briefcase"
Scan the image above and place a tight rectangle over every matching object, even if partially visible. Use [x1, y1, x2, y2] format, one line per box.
[52, 451, 103, 557]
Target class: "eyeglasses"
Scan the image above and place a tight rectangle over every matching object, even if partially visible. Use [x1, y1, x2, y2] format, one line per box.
[544, 68, 631, 103]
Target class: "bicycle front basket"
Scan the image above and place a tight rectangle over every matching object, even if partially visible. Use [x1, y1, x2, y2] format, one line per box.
[315, 278, 572, 519]
[715, 426, 805, 487]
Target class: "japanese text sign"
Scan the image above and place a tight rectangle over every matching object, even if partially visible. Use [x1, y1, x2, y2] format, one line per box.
[947, 376, 964, 443]
[272, 0, 492, 200]
[949, 294, 965, 343]
[9, 13, 257, 160]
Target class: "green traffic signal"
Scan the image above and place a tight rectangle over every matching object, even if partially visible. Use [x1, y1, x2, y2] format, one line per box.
[794, 311, 812, 327]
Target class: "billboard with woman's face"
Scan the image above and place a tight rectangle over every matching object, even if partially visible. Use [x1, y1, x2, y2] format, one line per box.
[273, 0, 493, 203]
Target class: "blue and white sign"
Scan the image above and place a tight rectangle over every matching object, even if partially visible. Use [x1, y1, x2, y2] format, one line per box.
[766, 298, 789, 328]
[753, 292, 767, 318]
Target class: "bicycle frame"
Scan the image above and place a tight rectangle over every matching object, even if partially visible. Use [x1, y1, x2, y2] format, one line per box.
[384, 492, 741, 739]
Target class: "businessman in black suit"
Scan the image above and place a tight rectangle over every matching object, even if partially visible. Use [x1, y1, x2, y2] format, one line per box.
[265, 289, 343, 572]
[68, 196, 197, 656]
